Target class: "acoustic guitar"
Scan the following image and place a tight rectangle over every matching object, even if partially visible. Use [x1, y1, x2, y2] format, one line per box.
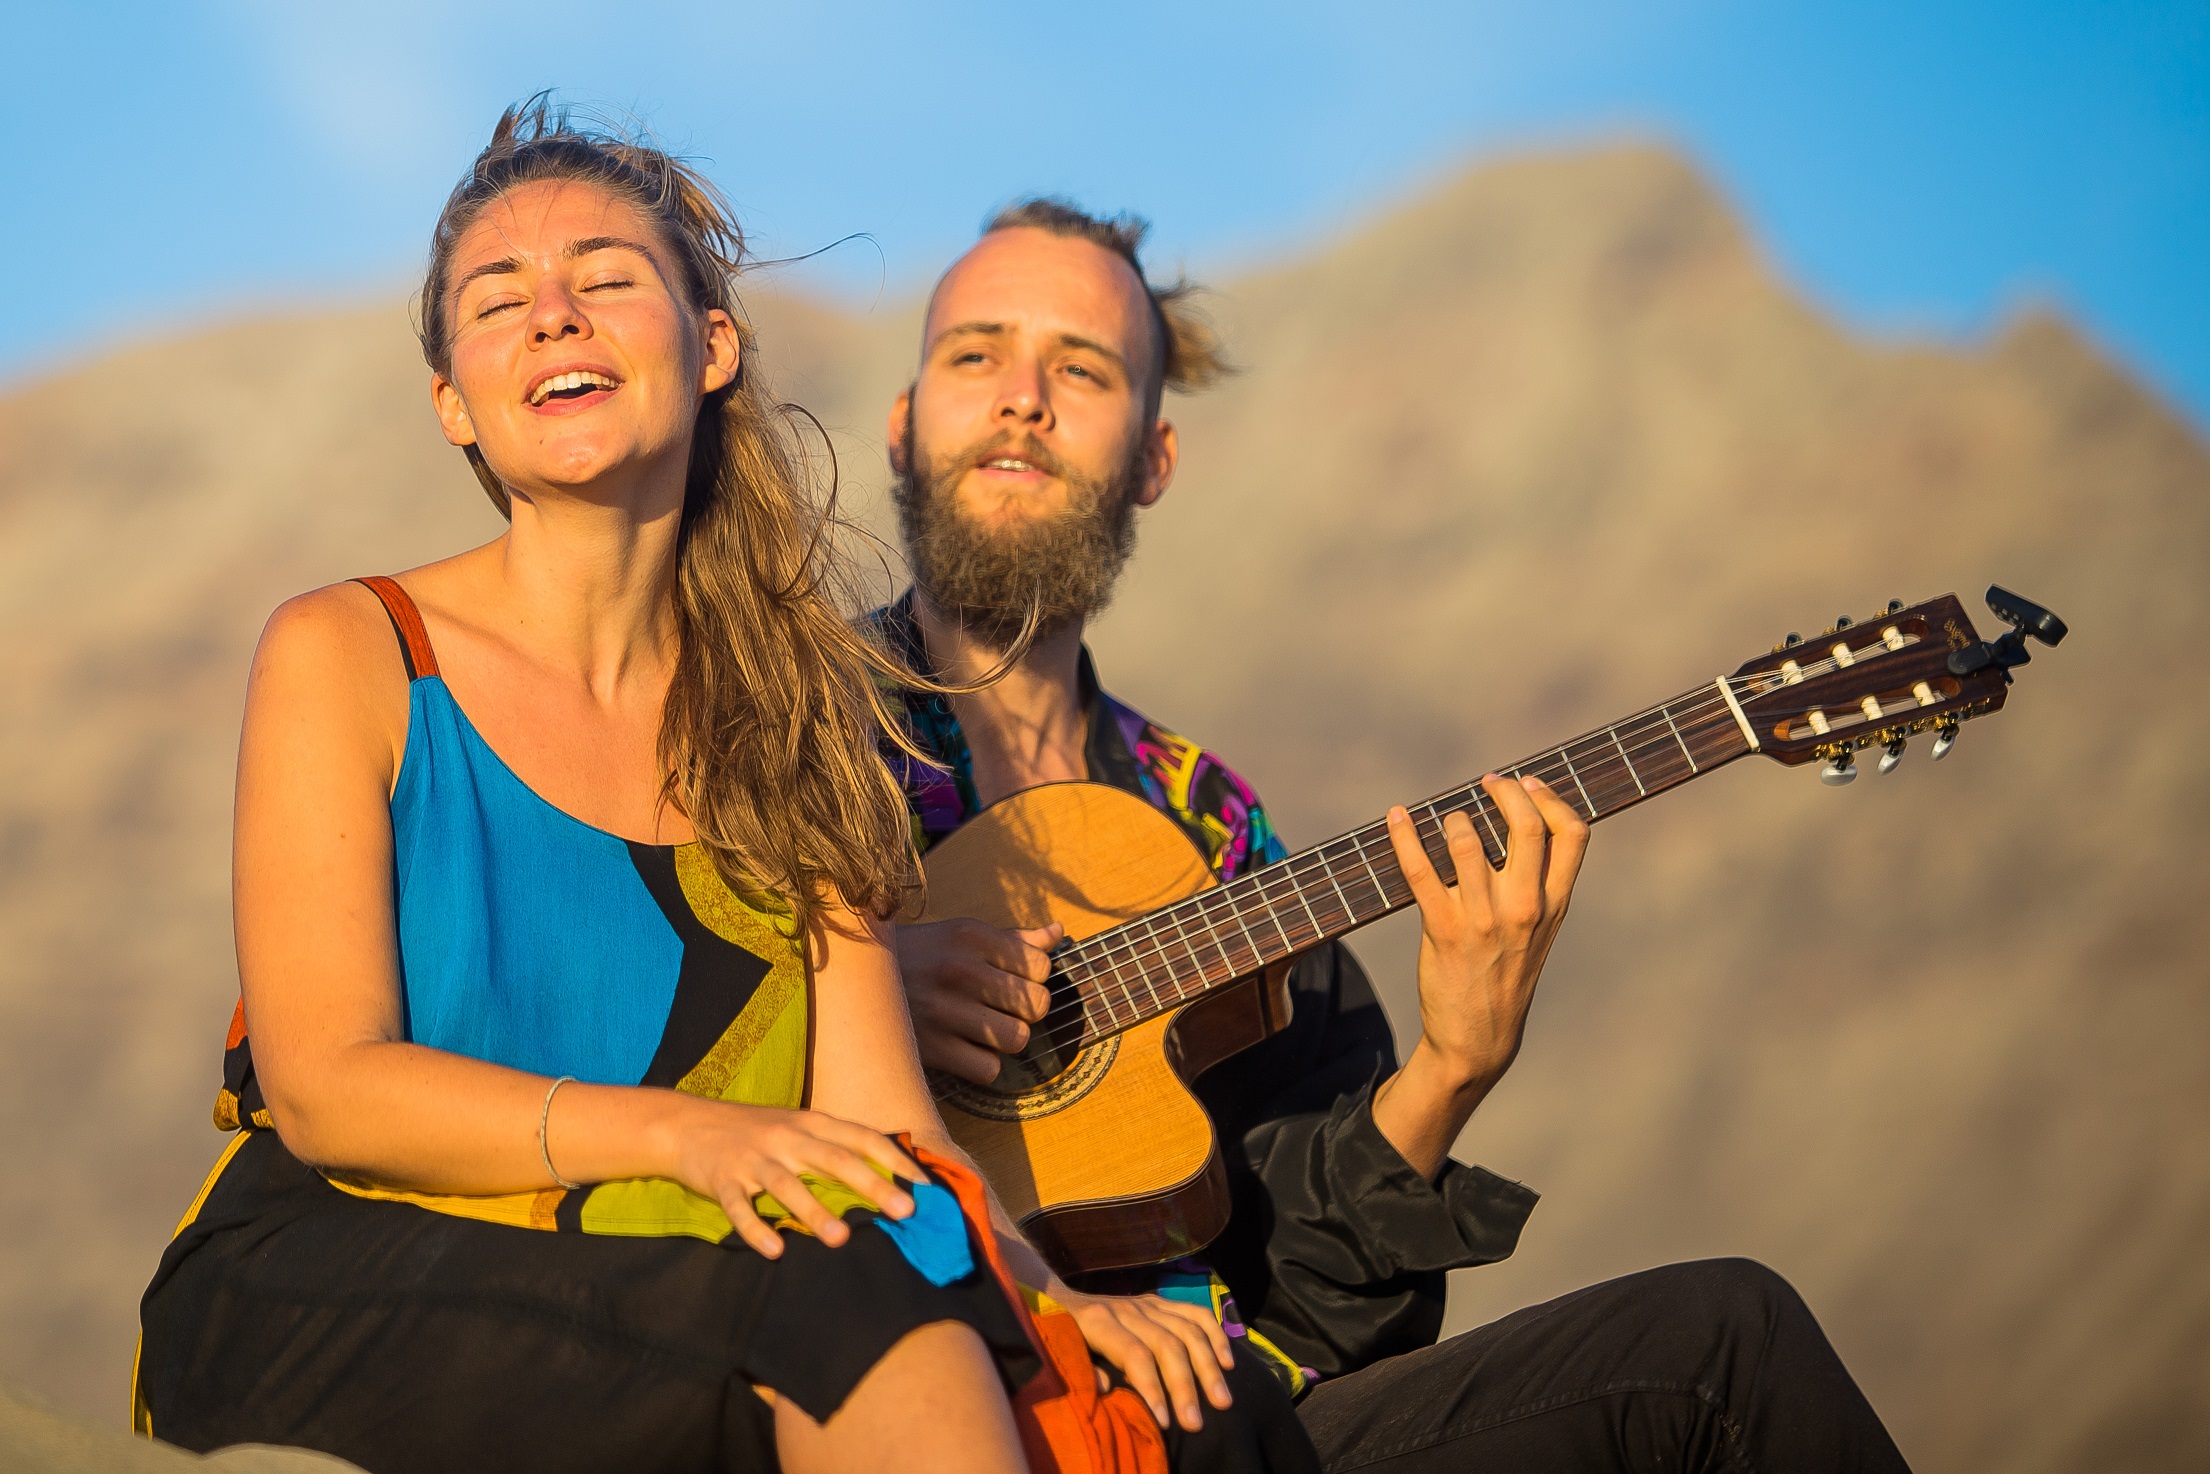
[920, 588, 2066, 1276]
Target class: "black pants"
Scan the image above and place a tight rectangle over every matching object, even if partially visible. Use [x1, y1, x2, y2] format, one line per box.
[1295, 1259, 1910, 1473]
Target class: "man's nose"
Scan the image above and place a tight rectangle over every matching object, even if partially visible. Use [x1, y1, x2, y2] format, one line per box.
[528, 277, 590, 345]
[993, 357, 1052, 428]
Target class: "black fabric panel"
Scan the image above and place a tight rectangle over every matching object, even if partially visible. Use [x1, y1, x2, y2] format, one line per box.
[626, 843, 773, 1089]
[138, 1131, 1039, 1469]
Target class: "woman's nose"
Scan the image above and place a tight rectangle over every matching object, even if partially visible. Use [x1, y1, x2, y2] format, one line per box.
[528, 279, 589, 344]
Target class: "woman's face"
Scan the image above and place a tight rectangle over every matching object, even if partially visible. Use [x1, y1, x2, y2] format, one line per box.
[431, 179, 738, 505]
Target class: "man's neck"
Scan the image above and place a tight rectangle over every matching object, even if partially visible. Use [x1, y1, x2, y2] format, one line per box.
[912, 590, 1090, 810]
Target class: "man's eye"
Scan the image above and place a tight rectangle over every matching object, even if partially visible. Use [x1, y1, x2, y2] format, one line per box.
[475, 299, 522, 320]
[583, 277, 634, 292]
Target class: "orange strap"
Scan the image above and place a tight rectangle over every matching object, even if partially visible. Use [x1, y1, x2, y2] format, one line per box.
[904, 1138, 1168, 1474]
[353, 575, 440, 680]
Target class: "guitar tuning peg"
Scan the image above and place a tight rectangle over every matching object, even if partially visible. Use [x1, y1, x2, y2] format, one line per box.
[1820, 752, 1858, 786]
[1877, 739, 1907, 775]
[1835, 615, 1855, 630]
[1931, 724, 1959, 761]
[1783, 632, 1803, 647]
[1886, 599, 1905, 614]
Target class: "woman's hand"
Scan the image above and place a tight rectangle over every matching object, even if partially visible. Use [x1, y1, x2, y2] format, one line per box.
[664, 1099, 926, 1259]
[1052, 1286, 1235, 1431]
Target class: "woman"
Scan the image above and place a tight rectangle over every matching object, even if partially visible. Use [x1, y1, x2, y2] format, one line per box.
[134, 103, 1260, 1474]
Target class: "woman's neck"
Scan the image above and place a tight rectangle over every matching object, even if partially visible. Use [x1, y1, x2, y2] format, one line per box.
[493, 485, 684, 700]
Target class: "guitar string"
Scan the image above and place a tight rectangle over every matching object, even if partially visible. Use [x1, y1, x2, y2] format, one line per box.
[1012, 686, 1751, 1056]
[1048, 632, 1939, 1002]
[1011, 642, 1954, 1059]
[1043, 680, 1748, 1031]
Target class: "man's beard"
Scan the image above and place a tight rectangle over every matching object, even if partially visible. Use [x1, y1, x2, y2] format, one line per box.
[892, 424, 1140, 650]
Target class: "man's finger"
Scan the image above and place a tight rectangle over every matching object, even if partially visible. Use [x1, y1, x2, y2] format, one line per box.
[1083, 1314, 1168, 1426]
[1154, 1309, 1234, 1407]
[935, 991, 1035, 1052]
[972, 968, 1053, 1025]
[1520, 776, 1592, 909]
[1437, 810, 1497, 931]
[1124, 1311, 1207, 1430]
[1386, 806, 1453, 914]
[1145, 1296, 1236, 1370]
[1484, 771, 1551, 868]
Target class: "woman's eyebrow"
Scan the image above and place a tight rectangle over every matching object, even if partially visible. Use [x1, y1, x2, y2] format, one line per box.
[453, 236, 658, 295]
[566, 235, 657, 264]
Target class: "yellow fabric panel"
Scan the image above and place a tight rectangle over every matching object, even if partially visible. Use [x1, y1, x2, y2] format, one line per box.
[684, 975, 808, 1107]
[578, 1171, 888, 1243]
[673, 844, 802, 958]
[671, 844, 809, 1109]
[320, 1174, 566, 1232]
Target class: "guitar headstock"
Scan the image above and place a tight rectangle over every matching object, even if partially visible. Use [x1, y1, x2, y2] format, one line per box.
[1728, 587, 2066, 783]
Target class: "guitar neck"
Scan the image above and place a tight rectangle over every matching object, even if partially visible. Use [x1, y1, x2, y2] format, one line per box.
[1054, 678, 1758, 1044]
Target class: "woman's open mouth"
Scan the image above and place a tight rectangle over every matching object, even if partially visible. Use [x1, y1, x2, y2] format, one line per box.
[525, 369, 622, 411]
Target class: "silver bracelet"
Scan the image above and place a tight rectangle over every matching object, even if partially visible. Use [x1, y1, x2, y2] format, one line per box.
[539, 1075, 583, 1191]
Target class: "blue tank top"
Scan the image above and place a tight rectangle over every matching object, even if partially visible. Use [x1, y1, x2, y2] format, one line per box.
[212, 576, 828, 1244]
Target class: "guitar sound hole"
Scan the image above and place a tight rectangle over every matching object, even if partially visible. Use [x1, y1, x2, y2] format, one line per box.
[939, 967, 1123, 1122]
[938, 1033, 1120, 1122]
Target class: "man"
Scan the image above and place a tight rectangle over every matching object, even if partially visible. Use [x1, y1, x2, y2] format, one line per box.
[878, 199, 1910, 1472]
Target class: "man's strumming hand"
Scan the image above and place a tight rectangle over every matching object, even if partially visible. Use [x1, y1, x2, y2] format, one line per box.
[893, 918, 1063, 1083]
[1374, 773, 1590, 1179]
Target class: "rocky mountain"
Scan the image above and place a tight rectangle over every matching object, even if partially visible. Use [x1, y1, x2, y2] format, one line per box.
[3, 144, 2205, 1471]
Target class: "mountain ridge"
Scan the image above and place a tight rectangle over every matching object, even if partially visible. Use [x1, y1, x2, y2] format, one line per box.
[3, 142, 2204, 1471]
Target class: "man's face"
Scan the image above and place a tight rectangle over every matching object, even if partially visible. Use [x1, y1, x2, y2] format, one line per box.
[889, 227, 1178, 644]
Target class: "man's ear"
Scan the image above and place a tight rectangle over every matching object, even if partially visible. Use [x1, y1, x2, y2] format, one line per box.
[431, 374, 477, 449]
[886, 386, 914, 475]
[1134, 417, 1179, 508]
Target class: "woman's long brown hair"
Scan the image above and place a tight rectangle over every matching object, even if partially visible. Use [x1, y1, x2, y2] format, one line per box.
[418, 99, 940, 936]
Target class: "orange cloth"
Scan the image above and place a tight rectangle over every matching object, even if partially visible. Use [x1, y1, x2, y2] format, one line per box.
[906, 1138, 1169, 1474]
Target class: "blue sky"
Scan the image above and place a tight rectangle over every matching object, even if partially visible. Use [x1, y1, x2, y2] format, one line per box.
[10, 1, 2206, 425]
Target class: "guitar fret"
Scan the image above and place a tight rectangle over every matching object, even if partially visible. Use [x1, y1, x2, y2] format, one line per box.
[1471, 795, 1505, 868]
[1558, 745, 1595, 819]
[1661, 706, 1699, 773]
[1609, 726, 1646, 797]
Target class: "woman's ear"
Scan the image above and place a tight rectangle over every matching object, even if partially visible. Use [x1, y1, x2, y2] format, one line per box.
[700, 308, 741, 394]
[431, 373, 477, 448]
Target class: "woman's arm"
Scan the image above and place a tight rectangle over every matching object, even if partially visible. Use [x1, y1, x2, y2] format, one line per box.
[807, 914, 1234, 1429]
[234, 584, 920, 1256]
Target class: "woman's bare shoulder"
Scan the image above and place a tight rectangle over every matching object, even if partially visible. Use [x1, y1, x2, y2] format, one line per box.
[256, 579, 409, 685]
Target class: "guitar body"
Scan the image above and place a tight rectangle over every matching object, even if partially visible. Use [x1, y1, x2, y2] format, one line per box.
[921, 782, 1294, 1276]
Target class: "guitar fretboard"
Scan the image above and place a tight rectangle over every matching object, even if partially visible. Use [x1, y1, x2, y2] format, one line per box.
[1034, 679, 1758, 1055]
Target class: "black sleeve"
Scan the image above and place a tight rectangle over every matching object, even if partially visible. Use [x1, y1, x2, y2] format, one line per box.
[1191, 942, 1539, 1382]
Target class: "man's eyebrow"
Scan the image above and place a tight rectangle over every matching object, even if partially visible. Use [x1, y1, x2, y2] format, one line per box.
[930, 320, 1008, 352]
[1052, 332, 1130, 376]
[928, 321, 1131, 376]
[452, 236, 659, 297]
